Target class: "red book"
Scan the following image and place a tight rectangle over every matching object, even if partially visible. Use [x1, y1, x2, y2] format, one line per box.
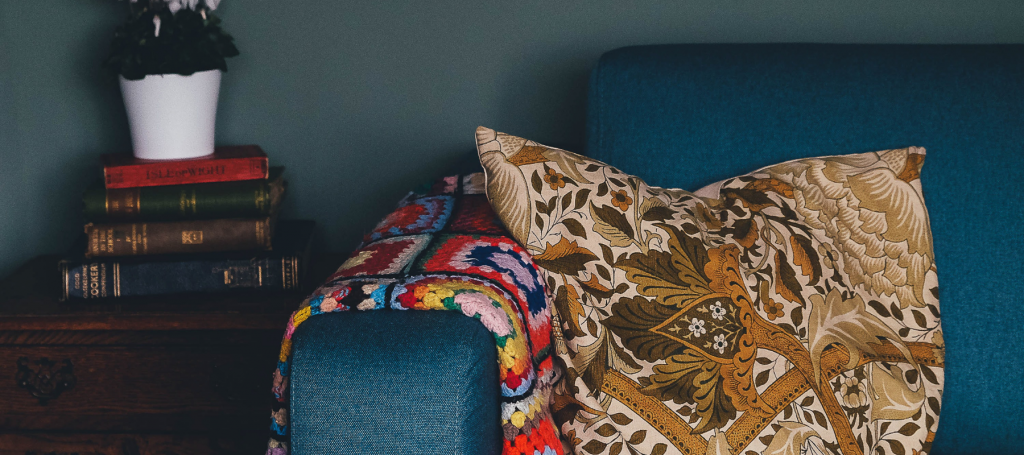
[102, 145, 269, 189]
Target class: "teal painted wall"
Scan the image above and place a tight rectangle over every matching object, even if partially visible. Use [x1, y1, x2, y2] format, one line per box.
[2, 1, 1023, 277]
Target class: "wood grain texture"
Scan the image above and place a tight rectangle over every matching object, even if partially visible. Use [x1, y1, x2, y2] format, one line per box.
[0, 431, 266, 455]
[0, 254, 346, 450]
[0, 329, 282, 347]
[1, 345, 277, 431]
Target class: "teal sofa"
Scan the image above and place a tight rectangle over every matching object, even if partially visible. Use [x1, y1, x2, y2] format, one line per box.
[288, 44, 1024, 454]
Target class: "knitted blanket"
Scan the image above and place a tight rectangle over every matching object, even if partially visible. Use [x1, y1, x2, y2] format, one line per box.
[267, 173, 564, 455]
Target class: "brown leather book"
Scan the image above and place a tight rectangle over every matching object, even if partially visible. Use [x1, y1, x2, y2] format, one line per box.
[84, 217, 274, 258]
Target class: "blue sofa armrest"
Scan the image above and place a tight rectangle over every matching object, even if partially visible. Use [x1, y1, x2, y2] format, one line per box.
[289, 310, 502, 455]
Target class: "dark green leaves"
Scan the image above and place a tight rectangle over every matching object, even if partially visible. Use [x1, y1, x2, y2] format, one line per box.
[642, 206, 674, 222]
[105, 6, 239, 80]
[774, 252, 806, 306]
[592, 203, 634, 240]
[562, 218, 588, 238]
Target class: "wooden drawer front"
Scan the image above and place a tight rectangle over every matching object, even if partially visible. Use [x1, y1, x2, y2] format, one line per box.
[0, 432, 266, 455]
[0, 345, 276, 432]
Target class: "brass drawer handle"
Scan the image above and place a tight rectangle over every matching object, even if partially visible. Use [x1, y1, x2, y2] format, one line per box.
[15, 357, 76, 405]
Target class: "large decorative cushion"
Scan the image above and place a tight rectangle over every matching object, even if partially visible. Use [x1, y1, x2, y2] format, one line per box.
[476, 127, 944, 455]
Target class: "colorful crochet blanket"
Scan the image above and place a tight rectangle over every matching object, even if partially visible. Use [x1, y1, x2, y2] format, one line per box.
[267, 173, 564, 455]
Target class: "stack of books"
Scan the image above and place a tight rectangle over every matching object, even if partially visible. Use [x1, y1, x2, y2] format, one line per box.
[60, 146, 315, 300]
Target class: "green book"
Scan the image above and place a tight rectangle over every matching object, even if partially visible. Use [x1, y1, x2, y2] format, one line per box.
[84, 167, 285, 222]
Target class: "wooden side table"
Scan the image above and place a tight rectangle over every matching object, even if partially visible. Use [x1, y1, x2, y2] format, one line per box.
[0, 254, 339, 455]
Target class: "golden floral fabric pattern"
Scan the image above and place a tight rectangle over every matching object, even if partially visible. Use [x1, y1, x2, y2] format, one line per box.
[475, 127, 943, 455]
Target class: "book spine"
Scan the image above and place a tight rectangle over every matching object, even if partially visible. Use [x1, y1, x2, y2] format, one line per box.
[60, 256, 301, 300]
[84, 218, 273, 258]
[103, 156, 268, 189]
[84, 179, 275, 222]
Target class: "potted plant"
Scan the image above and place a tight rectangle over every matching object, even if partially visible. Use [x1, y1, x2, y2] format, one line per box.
[105, 0, 239, 160]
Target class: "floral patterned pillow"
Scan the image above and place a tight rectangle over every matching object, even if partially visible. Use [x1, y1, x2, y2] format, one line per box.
[476, 127, 944, 455]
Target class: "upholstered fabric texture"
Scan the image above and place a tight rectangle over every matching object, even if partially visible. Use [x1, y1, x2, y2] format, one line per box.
[267, 174, 563, 455]
[290, 311, 501, 454]
[477, 127, 943, 455]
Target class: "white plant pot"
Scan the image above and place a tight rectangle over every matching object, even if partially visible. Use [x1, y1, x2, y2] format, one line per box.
[119, 69, 222, 161]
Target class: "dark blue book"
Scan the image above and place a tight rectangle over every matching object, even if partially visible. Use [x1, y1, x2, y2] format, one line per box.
[60, 220, 314, 300]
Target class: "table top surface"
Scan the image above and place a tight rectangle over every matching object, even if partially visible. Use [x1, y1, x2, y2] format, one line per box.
[0, 254, 343, 331]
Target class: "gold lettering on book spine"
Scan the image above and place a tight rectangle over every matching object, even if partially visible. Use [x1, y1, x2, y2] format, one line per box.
[100, 262, 107, 296]
[86, 224, 98, 256]
[130, 224, 138, 254]
[60, 261, 70, 302]
[88, 264, 99, 298]
[281, 256, 298, 289]
[255, 220, 270, 248]
[114, 262, 121, 297]
[179, 189, 197, 216]
[106, 188, 140, 217]
[86, 263, 109, 298]
[281, 257, 288, 288]
[182, 230, 203, 244]
[254, 187, 267, 211]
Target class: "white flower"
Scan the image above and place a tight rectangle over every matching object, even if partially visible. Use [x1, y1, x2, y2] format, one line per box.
[166, 0, 202, 13]
[710, 302, 726, 320]
[205, 0, 221, 10]
[713, 334, 728, 354]
[688, 318, 706, 337]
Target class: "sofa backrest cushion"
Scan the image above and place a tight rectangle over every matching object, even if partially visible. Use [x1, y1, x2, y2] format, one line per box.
[586, 43, 1024, 455]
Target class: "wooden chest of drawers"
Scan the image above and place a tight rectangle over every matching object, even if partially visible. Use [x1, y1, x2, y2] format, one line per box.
[0, 255, 335, 455]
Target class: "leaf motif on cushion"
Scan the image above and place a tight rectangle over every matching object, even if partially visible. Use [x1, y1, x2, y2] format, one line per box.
[553, 284, 586, 338]
[590, 203, 635, 248]
[533, 237, 599, 276]
[575, 329, 644, 396]
[767, 150, 934, 308]
[763, 422, 827, 455]
[705, 430, 733, 455]
[807, 289, 915, 387]
[579, 274, 615, 300]
[790, 235, 822, 285]
[638, 196, 672, 222]
[640, 351, 736, 433]
[869, 364, 926, 423]
[604, 296, 686, 363]
[774, 252, 806, 306]
[507, 145, 549, 166]
[479, 148, 532, 245]
[722, 188, 777, 213]
[542, 147, 593, 185]
[615, 226, 711, 308]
